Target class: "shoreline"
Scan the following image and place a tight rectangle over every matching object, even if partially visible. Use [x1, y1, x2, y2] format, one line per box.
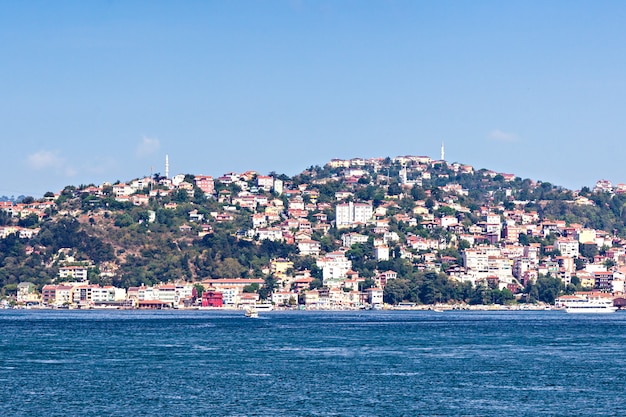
[4, 303, 570, 312]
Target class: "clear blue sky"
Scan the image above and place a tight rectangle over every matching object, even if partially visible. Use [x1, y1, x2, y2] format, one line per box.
[2, 0, 626, 197]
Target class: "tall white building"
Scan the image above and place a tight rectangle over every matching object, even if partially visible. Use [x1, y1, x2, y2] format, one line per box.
[462, 246, 515, 287]
[317, 252, 353, 288]
[555, 238, 580, 258]
[335, 202, 373, 229]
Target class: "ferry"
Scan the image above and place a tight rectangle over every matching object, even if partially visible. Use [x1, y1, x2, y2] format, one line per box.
[556, 292, 617, 314]
[254, 302, 274, 312]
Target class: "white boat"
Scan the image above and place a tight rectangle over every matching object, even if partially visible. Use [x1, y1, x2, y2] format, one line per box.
[254, 302, 274, 312]
[558, 293, 617, 314]
[245, 307, 259, 318]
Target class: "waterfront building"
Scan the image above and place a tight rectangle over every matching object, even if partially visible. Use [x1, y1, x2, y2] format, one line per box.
[201, 289, 223, 307]
[317, 252, 352, 288]
[16, 282, 38, 304]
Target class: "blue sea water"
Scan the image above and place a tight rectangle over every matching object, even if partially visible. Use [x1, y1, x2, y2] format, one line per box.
[1, 310, 625, 417]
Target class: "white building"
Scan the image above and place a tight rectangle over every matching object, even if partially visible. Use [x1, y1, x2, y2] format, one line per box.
[555, 238, 580, 258]
[374, 245, 390, 261]
[257, 175, 274, 192]
[317, 252, 353, 288]
[255, 227, 284, 242]
[16, 282, 37, 303]
[298, 239, 321, 256]
[90, 286, 126, 302]
[366, 288, 384, 306]
[336, 202, 373, 229]
[342, 232, 369, 248]
[59, 265, 89, 282]
[462, 246, 515, 286]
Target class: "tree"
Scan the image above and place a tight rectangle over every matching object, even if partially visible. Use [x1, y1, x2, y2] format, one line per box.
[193, 283, 205, 300]
[534, 274, 563, 304]
[243, 283, 259, 293]
[436, 206, 456, 217]
[579, 243, 598, 261]
[469, 285, 491, 305]
[309, 278, 323, 290]
[258, 275, 278, 300]
[410, 186, 426, 201]
[173, 189, 189, 203]
[0, 211, 11, 226]
[387, 181, 402, 196]
[518, 233, 529, 246]
[2, 283, 18, 297]
[114, 213, 134, 228]
[18, 214, 39, 228]
[491, 288, 515, 305]
[574, 257, 586, 271]
[383, 279, 409, 304]
[359, 277, 375, 291]
[604, 259, 615, 269]
[214, 258, 246, 278]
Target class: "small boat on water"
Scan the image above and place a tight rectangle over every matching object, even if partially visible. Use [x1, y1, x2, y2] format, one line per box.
[245, 307, 259, 318]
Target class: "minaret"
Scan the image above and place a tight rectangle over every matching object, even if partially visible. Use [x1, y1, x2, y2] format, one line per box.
[165, 154, 169, 179]
[399, 164, 407, 184]
[441, 142, 445, 161]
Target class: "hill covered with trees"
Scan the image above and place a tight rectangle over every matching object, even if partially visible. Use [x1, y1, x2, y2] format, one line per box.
[2, 155, 626, 307]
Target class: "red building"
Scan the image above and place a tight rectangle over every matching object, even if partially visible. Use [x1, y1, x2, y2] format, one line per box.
[202, 290, 223, 308]
[194, 175, 215, 195]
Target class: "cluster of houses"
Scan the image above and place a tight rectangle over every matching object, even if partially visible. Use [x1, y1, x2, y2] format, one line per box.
[451, 220, 626, 294]
[0, 200, 53, 239]
[5, 154, 626, 308]
[17, 275, 383, 310]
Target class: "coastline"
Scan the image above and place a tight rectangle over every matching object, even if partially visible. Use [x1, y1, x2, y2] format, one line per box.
[5, 303, 567, 312]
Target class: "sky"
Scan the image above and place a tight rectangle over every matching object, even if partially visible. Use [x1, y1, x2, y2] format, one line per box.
[2, 0, 626, 197]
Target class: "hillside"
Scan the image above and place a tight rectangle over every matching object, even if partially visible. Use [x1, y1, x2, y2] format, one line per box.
[2, 155, 626, 307]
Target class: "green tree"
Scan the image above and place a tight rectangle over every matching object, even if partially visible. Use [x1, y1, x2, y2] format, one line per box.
[17, 213, 39, 228]
[193, 283, 205, 300]
[358, 277, 375, 291]
[469, 285, 491, 305]
[258, 275, 278, 300]
[534, 274, 563, 304]
[579, 243, 598, 261]
[214, 258, 246, 278]
[518, 233, 529, 246]
[243, 283, 259, 293]
[410, 186, 426, 201]
[387, 181, 402, 196]
[604, 259, 615, 269]
[309, 278, 323, 290]
[114, 213, 134, 228]
[383, 279, 410, 304]
[173, 189, 189, 203]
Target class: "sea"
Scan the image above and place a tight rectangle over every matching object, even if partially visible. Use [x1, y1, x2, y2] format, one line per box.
[1, 309, 625, 417]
